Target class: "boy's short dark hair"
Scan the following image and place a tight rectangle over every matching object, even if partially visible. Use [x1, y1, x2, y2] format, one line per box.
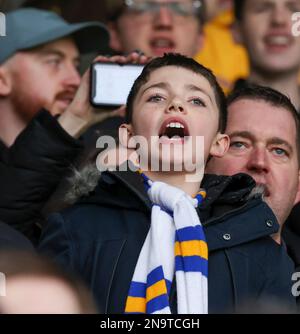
[227, 84, 300, 164]
[233, 0, 246, 21]
[126, 53, 227, 133]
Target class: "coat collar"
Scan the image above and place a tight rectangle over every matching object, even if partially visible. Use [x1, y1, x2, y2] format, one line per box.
[95, 166, 279, 251]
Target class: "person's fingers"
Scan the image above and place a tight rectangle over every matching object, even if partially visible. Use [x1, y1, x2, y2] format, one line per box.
[94, 55, 131, 64]
[113, 105, 126, 117]
[92, 52, 150, 66]
[109, 55, 127, 63]
[91, 105, 126, 124]
[80, 68, 90, 86]
[93, 55, 111, 63]
[126, 52, 151, 65]
[126, 52, 140, 63]
[140, 55, 152, 64]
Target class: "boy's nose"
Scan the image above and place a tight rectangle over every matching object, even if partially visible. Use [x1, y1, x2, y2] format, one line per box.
[167, 101, 185, 113]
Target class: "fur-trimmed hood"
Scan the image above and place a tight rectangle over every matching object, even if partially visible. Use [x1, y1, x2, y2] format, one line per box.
[64, 163, 265, 210]
[65, 164, 101, 205]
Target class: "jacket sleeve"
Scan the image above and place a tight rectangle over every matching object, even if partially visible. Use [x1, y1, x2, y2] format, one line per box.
[258, 242, 297, 312]
[0, 110, 82, 242]
[38, 212, 75, 271]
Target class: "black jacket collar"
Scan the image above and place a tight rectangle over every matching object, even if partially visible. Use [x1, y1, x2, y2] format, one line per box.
[81, 165, 257, 216]
[78, 166, 278, 252]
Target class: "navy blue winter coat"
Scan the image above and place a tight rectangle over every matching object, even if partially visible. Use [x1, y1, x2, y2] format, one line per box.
[39, 168, 296, 313]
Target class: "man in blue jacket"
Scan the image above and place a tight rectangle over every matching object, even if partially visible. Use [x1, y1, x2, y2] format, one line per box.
[206, 84, 300, 308]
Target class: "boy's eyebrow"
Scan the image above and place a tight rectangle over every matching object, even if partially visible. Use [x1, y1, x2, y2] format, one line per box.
[185, 84, 213, 103]
[140, 82, 214, 103]
[141, 82, 169, 95]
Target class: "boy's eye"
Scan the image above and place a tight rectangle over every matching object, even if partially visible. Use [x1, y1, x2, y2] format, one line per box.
[147, 95, 164, 102]
[190, 98, 206, 107]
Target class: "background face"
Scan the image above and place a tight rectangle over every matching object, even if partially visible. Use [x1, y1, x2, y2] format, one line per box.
[0, 276, 81, 314]
[205, 0, 232, 20]
[238, 0, 300, 74]
[7, 37, 81, 119]
[111, 0, 203, 57]
[206, 99, 300, 224]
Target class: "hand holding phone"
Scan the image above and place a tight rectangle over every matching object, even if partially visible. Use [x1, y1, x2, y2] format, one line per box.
[60, 52, 149, 137]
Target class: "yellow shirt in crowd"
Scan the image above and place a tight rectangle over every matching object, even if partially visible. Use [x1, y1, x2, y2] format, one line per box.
[194, 10, 249, 94]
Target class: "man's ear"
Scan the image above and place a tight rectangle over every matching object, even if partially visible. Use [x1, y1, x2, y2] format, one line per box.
[0, 66, 12, 97]
[209, 133, 230, 158]
[119, 123, 136, 149]
[293, 171, 300, 205]
[108, 22, 123, 52]
[231, 21, 244, 45]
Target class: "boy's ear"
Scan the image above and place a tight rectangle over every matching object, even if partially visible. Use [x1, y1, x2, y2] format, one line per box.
[231, 21, 244, 45]
[0, 66, 12, 97]
[108, 22, 123, 52]
[119, 124, 136, 149]
[209, 133, 230, 158]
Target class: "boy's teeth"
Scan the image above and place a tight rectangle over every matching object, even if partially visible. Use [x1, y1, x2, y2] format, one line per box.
[166, 122, 185, 129]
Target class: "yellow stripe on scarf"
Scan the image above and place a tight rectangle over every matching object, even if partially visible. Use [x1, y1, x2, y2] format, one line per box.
[175, 240, 208, 260]
[125, 296, 146, 313]
[146, 279, 168, 301]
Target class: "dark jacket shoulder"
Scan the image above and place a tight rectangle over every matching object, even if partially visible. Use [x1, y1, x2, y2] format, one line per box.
[0, 222, 34, 251]
[0, 110, 82, 244]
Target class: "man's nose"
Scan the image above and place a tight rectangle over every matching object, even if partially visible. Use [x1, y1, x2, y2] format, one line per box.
[153, 5, 173, 27]
[63, 64, 81, 89]
[270, 6, 290, 27]
[246, 147, 270, 174]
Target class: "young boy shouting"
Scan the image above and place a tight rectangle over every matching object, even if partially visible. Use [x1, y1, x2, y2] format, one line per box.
[40, 54, 295, 314]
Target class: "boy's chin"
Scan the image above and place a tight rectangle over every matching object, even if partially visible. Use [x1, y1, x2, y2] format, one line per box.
[138, 149, 204, 174]
[157, 156, 202, 174]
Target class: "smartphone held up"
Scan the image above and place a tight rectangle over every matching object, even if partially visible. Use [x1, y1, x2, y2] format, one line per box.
[90, 62, 144, 108]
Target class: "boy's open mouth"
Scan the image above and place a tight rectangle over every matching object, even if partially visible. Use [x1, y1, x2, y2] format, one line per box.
[158, 117, 189, 141]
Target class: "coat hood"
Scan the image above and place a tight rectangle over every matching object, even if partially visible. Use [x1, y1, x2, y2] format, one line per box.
[62, 161, 279, 256]
[65, 162, 264, 214]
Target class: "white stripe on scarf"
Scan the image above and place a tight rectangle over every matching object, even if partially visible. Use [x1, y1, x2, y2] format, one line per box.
[125, 180, 208, 314]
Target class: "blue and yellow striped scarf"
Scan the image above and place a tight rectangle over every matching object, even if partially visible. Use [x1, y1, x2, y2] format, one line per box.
[125, 172, 208, 314]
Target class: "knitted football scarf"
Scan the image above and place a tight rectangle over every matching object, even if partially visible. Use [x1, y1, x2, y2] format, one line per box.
[125, 172, 208, 314]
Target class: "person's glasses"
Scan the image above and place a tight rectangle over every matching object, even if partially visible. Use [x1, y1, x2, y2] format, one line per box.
[124, 0, 202, 17]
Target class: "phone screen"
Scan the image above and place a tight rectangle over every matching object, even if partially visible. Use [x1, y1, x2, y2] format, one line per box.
[91, 63, 144, 107]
